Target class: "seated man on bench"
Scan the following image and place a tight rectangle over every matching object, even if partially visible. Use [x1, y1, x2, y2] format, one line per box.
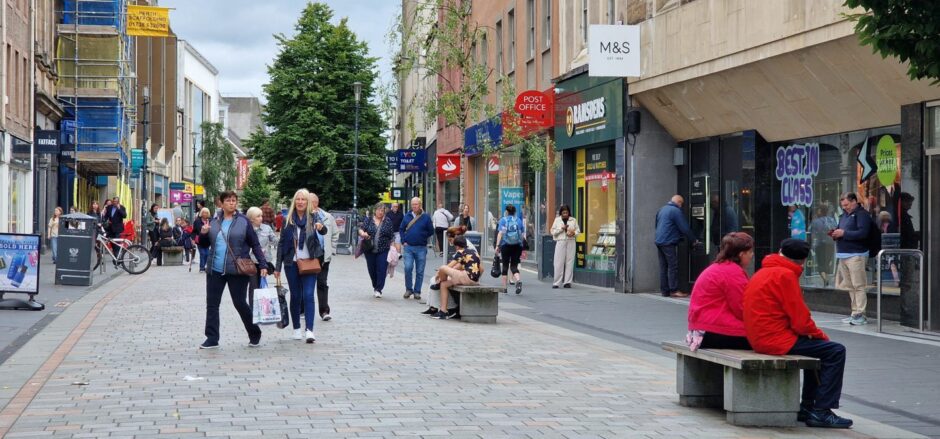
[744, 238, 852, 429]
[429, 235, 482, 320]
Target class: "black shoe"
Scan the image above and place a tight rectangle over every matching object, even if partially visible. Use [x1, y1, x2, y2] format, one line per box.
[422, 307, 438, 315]
[432, 310, 448, 319]
[515, 281, 522, 294]
[429, 283, 441, 291]
[199, 341, 219, 350]
[446, 308, 459, 319]
[797, 404, 813, 422]
[552, 285, 559, 289]
[248, 335, 261, 347]
[805, 409, 853, 428]
[563, 283, 572, 288]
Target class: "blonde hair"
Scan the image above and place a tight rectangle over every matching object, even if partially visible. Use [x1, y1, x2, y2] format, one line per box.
[200, 207, 210, 218]
[286, 188, 311, 226]
[246, 206, 263, 221]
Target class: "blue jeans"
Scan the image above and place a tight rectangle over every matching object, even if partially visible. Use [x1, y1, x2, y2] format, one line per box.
[285, 264, 317, 331]
[198, 247, 209, 271]
[656, 244, 679, 295]
[403, 245, 428, 294]
[363, 250, 389, 293]
[50, 237, 58, 263]
[788, 337, 846, 410]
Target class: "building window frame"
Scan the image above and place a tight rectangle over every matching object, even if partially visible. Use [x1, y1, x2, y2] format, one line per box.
[542, 0, 552, 52]
[507, 9, 516, 72]
[496, 19, 503, 75]
[527, 0, 536, 60]
[581, 0, 589, 43]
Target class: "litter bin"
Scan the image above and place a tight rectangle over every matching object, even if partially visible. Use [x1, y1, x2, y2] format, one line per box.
[540, 234, 555, 281]
[55, 213, 98, 286]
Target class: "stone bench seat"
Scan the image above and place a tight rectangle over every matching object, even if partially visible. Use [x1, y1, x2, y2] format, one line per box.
[661, 341, 819, 427]
[161, 246, 184, 266]
[451, 285, 504, 324]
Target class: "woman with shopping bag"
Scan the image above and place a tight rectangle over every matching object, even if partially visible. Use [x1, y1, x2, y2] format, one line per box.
[273, 188, 328, 344]
[246, 206, 278, 305]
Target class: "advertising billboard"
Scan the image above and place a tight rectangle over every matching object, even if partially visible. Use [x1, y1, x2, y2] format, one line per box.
[0, 233, 41, 295]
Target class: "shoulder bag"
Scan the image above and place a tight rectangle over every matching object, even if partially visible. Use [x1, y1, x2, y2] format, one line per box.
[295, 228, 321, 275]
[222, 218, 258, 276]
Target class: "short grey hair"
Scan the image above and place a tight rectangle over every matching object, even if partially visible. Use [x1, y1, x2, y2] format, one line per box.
[246, 206, 263, 221]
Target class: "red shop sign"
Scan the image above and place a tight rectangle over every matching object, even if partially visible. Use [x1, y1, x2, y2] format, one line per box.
[514, 90, 554, 128]
[438, 154, 461, 181]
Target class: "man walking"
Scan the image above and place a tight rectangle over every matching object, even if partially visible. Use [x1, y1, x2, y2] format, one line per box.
[311, 193, 338, 321]
[432, 203, 454, 256]
[654, 195, 697, 297]
[831, 192, 872, 325]
[744, 239, 852, 428]
[105, 197, 127, 239]
[401, 197, 435, 300]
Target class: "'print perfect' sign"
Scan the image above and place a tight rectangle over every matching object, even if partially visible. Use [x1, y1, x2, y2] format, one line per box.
[775, 143, 820, 207]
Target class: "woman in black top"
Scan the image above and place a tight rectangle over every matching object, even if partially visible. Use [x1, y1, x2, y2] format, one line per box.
[358, 202, 396, 298]
[455, 204, 475, 231]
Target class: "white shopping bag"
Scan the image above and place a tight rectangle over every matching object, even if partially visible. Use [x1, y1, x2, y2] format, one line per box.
[252, 278, 282, 325]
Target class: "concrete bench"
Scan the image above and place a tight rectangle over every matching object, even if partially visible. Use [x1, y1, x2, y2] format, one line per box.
[161, 246, 184, 266]
[662, 341, 819, 427]
[451, 285, 503, 323]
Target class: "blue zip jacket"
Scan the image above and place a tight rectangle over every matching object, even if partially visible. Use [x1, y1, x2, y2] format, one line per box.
[400, 211, 434, 246]
[836, 205, 871, 254]
[655, 202, 695, 246]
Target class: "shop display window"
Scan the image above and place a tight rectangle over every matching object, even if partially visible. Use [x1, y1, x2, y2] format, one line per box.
[576, 145, 617, 273]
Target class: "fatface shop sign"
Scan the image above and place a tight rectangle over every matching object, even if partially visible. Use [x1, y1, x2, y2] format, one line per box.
[588, 25, 641, 77]
[775, 143, 820, 207]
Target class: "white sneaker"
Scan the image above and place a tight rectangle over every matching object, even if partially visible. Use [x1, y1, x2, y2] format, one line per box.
[850, 315, 869, 326]
[305, 330, 315, 344]
[841, 316, 855, 324]
[292, 328, 303, 340]
[322, 314, 332, 321]
[374, 291, 382, 298]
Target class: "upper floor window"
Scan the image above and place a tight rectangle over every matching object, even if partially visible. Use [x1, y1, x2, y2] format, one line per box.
[508, 9, 516, 69]
[527, 0, 536, 58]
[581, 0, 588, 43]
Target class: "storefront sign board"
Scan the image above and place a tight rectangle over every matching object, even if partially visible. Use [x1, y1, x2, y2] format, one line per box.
[438, 154, 461, 181]
[0, 233, 41, 295]
[464, 117, 503, 156]
[35, 130, 61, 155]
[554, 76, 623, 150]
[775, 143, 819, 207]
[876, 135, 899, 187]
[514, 90, 554, 128]
[386, 151, 399, 170]
[397, 149, 427, 172]
[588, 25, 641, 77]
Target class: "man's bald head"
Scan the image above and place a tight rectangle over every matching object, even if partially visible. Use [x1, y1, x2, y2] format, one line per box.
[671, 195, 684, 207]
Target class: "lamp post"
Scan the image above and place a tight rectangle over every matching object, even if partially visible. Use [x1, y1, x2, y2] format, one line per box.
[141, 85, 150, 210]
[353, 81, 362, 212]
[191, 130, 200, 220]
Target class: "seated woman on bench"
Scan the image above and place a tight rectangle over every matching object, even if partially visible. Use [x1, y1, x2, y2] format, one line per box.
[687, 232, 754, 351]
[428, 235, 482, 320]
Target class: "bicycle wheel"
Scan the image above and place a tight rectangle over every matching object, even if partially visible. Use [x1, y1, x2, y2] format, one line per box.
[92, 243, 103, 270]
[120, 245, 152, 274]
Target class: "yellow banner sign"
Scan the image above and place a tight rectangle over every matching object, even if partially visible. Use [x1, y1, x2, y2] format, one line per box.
[127, 5, 170, 37]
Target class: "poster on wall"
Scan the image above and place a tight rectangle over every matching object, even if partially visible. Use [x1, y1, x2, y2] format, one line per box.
[500, 187, 524, 219]
[0, 233, 41, 295]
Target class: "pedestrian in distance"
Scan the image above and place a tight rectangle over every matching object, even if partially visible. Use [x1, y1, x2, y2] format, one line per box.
[830, 192, 872, 326]
[87, 201, 102, 220]
[102, 199, 112, 222]
[387, 201, 404, 254]
[743, 238, 852, 428]
[274, 208, 285, 233]
[143, 203, 159, 260]
[104, 197, 127, 239]
[172, 202, 185, 223]
[359, 202, 396, 298]
[495, 204, 525, 294]
[197, 190, 269, 349]
[687, 232, 754, 351]
[432, 203, 454, 256]
[310, 193, 338, 321]
[153, 218, 173, 266]
[454, 204, 475, 231]
[550, 204, 580, 288]
[261, 199, 276, 226]
[246, 206, 277, 306]
[400, 197, 435, 301]
[428, 235, 482, 320]
[273, 189, 328, 344]
[655, 195, 699, 298]
[192, 208, 211, 273]
[47, 207, 62, 264]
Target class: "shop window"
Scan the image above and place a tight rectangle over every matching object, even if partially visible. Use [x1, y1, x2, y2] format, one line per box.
[575, 145, 617, 272]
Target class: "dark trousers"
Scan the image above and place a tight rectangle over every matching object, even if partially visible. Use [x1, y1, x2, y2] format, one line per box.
[150, 241, 161, 265]
[205, 271, 260, 344]
[435, 227, 447, 253]
[198, 247, 209, 271]
[364, 250, 390, 293]
[284, 264, 317, 331]
[700, 332, 751, 350]
[788, 337, 846, 410]
[317, 261, 331, 317]
[656, 244, 679, 295]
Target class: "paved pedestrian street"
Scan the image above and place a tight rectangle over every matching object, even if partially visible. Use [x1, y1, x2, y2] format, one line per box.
[0, 256, 922, 438]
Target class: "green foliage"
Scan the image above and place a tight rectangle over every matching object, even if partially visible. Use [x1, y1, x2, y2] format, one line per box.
[844, 0, 940, 83]
[199, 122, 236, 204]
[240, 163, 273, 210]
[250, 3, 388, 210]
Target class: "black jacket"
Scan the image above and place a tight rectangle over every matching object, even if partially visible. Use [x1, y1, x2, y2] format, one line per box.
[105, 205, 127, 234]
[275, 214, 328, 272]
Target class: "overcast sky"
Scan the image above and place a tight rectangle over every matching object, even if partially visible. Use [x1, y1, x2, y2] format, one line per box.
[160, 0, 398, 100]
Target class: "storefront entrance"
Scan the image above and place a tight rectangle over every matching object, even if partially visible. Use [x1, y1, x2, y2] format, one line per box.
[926, 103, 940, 332]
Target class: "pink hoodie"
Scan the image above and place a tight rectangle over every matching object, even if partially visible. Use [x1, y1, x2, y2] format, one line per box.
[688, 261, 748, 337]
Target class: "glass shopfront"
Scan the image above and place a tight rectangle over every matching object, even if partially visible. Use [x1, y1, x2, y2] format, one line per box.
[575, 145, 617, 272]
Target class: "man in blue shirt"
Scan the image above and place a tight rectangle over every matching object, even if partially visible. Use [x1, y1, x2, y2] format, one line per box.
[400, 197, 435, 300]
[831, 192, 872, 326]
[655, 195, 698, 297]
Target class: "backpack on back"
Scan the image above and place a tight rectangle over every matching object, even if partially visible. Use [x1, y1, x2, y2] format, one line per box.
[503, 216, 522, 246]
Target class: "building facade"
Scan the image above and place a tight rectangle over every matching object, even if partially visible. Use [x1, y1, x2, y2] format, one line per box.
[175, 40, 219, 214]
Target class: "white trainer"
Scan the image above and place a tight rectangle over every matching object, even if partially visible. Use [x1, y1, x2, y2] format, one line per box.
[305, 330, 316, 344]
[322, 314, 332, 321]
[292, 328, 303, 340]
[374, 291, 382, 298]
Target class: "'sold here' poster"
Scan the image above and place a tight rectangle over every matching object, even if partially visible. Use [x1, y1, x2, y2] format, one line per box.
[0, 233, 41, 294]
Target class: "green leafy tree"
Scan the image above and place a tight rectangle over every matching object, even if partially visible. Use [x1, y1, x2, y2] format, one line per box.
[240, 162, 274, 210]
[199, 121, 236, 204]
[844, 0, 940, 83]
[249, 3, 387, 210]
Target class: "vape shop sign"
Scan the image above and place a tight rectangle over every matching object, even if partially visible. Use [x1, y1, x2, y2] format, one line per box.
[775, 143, 820, 207]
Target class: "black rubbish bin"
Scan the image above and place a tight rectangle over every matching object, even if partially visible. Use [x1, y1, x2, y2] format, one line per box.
[55, 213, 98, 286]
[540, 234, 555, 281]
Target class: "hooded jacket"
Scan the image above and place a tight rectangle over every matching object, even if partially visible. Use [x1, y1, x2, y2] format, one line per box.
[688, 261, 748, 336]
[743, 254, 828, 355]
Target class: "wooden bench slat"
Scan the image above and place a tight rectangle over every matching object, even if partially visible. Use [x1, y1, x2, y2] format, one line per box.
[662, 341, 819, 370]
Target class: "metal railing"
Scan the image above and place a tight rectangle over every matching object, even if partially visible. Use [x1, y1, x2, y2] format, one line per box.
[876, 249, 924, 333]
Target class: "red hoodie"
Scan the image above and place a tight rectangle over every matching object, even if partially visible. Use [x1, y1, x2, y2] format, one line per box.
[743, 254, 828, 355]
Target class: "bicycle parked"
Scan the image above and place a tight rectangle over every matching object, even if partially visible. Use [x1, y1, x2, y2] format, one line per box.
[93, 224, 152, 275]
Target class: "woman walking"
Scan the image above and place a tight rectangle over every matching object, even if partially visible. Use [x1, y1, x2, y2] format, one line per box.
[550, 205, 580, 288]
[196, 191, 268, 349]
[274, 189, 328, 344]
[246, 206, 277, 304]
[143, 204, 159, 260]
[686, 232, 754, 351]
[358, 203, 396, 298]
[47, 207, 62, 264]
[192, 208, 211, 272]
[495, 204, 525, 294]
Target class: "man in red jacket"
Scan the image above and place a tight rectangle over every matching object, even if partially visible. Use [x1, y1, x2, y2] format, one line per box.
[743, 238, 852, 429]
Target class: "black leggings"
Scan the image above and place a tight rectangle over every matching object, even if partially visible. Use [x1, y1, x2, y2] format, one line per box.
[700, 332, 751, 350]
[500, 244, 523, 276]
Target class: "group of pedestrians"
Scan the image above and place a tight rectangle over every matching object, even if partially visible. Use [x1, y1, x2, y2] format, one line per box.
[46, 197, 129, 264]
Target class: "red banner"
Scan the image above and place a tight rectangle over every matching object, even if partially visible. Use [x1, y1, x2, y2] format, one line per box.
[236, 158, 249, 190]
[437, 154, 461, 181]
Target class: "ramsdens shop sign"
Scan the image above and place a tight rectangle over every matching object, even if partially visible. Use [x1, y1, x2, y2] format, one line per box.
[554, 75, 623, 151]
[566, 97, 607, 137]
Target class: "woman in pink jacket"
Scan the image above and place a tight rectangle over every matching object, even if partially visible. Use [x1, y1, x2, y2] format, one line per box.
[687, 232, 754, 350]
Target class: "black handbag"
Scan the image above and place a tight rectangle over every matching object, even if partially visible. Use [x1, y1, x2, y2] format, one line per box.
[491, 254, 502, 278]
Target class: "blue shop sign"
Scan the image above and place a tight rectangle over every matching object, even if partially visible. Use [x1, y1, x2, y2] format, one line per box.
[386, 151, 399, 170]
[464, 116, 503, 156]
[500, 187, 524, 220]
[397, 149, 427, 172]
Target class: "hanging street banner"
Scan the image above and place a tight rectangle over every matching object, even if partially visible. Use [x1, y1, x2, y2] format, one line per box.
[126, 5, 171, 37]
[514, 90, 554, 128]
[437, 154, 461, 181]
[397, 149, 427, 173]
[0, 233, 41, 295]
[588, 25, 641, 77]
[386, 151, 399, 170]
[236, 159, 250, 190]
[34, 130, 60, 155]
